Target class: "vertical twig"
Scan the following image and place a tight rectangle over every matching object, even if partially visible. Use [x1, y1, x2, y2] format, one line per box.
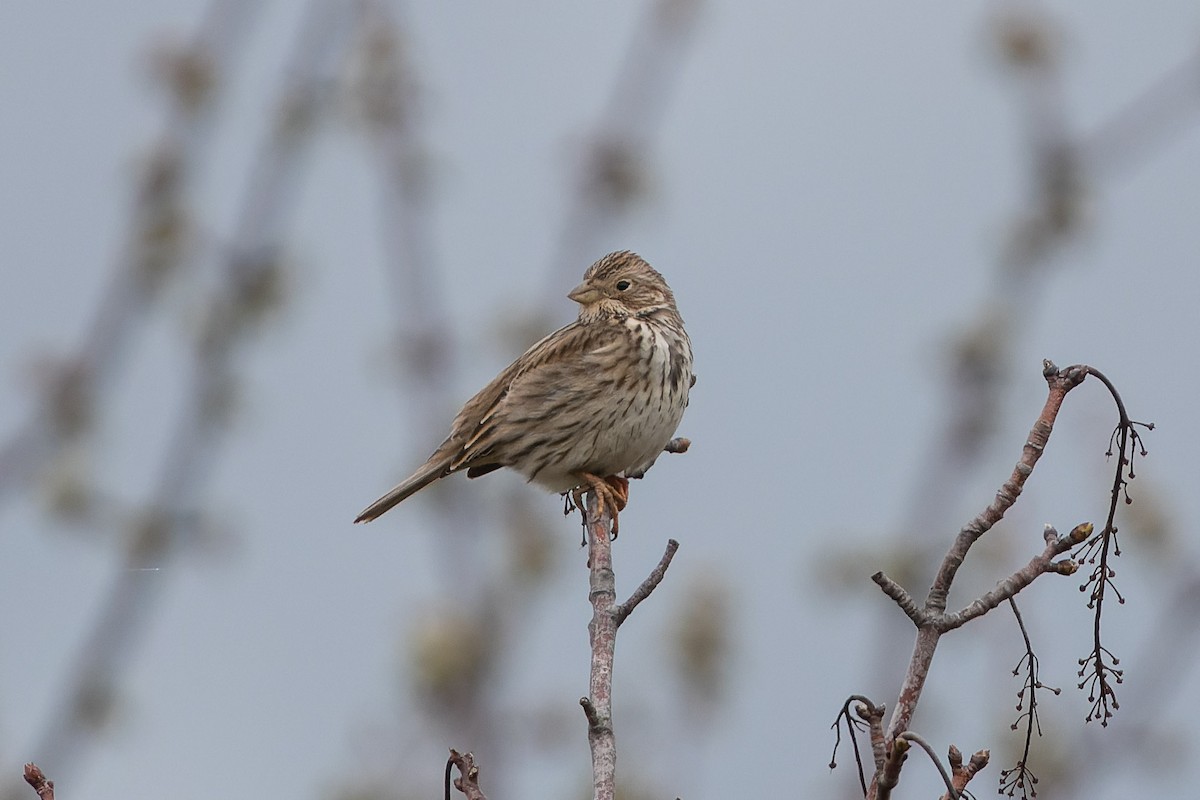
[579, 492, 679, 800]
[581, 494, 619, 800]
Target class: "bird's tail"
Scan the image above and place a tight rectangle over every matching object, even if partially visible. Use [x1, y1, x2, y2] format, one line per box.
[354, 457, 450, 523]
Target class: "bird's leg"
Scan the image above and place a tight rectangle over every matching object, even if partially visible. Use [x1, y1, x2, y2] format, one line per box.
[573, 472, 625, 538]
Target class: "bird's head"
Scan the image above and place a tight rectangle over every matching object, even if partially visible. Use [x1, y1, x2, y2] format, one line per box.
[568, 251, 676, 320]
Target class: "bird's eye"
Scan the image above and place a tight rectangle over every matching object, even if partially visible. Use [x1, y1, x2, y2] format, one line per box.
[616, 279, 631, 291]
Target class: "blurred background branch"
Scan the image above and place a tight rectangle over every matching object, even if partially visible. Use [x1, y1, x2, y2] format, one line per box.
[2, 1, 351, 795]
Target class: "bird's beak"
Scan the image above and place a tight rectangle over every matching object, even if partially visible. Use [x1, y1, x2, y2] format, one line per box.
[568, 283, 602, 305]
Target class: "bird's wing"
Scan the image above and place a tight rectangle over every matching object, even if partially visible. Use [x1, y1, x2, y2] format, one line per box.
[445, 318, 613, 472]
[353, 321, 604, 522]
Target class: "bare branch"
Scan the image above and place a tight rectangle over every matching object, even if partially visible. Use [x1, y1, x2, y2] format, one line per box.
[830, 694, 885, 795]
[858, 699, 889, 774]
[895, 732, 959, 800]
[926, 361, 1088, 614]
[870, 572, 928, 625]
[1000, 598, 1060, 799]
[614, 539, 679, 626]
[663, 437, 691, 454]
[445, 750, 487, 800]
[579, 490, 680, 799]
[882, 361, 1087, 744]
[874, 734, 909, 800]
[1072, 366, 1149, 727]
[943, 745, 990, 800]
[857, 361, 1147, 800]
[874, 732, 973, 800]
[23, 764, 54, 800]
[937, 523, 1090, 631]
[582, 492, 619, 800]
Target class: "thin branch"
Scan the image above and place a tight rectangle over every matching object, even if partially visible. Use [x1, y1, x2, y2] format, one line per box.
[627, 437, 692, 480]
[1071, 366, 1148, 727]
[1000, 598, 1059, 800]
[870, 572, 927, 626]
[859, 362, 1146, 800]
[874, 734, 909, 800]
[22, 765, 53, 800]
[883, 361, 1087, 743]
[663, 437, 691, 454]
[879, 522, 1086, 635]
[614, 539, 679, 625]
[830, 695, 884, 796]
[859, 19, 1192, 791]
[582, 492, 619, 800]
[579, 490, 679, 800]
[855, 10, 1181, 790]
[936, 523, 1090, 631]
[860, 701, 888, 775]
[926, 362, 1088, 613]
[895, 732, 959, 800]
[445, 750, 487, 800]
[943, 746, 990, 800]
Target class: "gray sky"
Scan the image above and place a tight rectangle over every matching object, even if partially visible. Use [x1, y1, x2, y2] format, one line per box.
[3, 2, 1200, 798]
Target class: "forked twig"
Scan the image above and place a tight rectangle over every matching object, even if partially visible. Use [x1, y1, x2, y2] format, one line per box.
[847, 362, 1148, 799]
[580, 492, 680, 800]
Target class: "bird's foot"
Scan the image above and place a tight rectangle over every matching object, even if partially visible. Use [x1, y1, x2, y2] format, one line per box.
[604, 475, 630, 511]
[572, 472, 628, 539]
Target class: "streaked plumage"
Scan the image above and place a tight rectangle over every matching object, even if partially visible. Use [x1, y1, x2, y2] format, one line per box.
[355, 250, 692, 527]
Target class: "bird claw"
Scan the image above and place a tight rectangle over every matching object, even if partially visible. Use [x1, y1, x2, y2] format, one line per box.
[604, 475, 630, 510]
[572, 472, 629, 538]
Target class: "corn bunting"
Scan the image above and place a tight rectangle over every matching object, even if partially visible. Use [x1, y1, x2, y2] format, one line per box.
[355, 250, 693, 532]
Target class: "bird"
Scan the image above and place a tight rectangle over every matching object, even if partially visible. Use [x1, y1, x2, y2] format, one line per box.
[354, 250, 693, 533]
